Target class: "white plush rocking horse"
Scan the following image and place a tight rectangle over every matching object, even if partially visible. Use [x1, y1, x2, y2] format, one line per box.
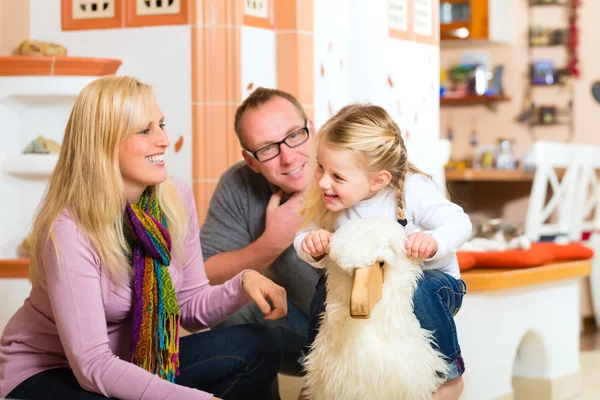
[303, 217, 448, 400]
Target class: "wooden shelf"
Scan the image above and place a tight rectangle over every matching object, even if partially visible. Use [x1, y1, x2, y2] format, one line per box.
[529, 43, 564, 48]
[3, 153, 59, 179]
[0, 56, 121, 76]
[462, 259, 591, 292]
[440, 95, 511, 106]
[0, 258, 29, 278]
[445, 168, 535, 182]
[529, 1, 566, 6]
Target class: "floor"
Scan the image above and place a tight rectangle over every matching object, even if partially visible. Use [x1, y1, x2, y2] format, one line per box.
[278, 320, 600, 400]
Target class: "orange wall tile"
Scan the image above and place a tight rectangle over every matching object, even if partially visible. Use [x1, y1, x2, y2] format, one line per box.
[276, 33, 313, 106]
[296, 0, 314, 31]
[276, 0, 314, 131]
[191, 0, 242, 221]
[125, 0, 189, 27]
[191, 26, 206, 104]
[244, 0, 275, 29]
[274, 0, 295, 30]
[227, 105, 243, 165]
[193, 181, 218, 224]
[275, 0, 313, 31]
[61, 0, 193, 31]
[61, 0, 124, 31]
[0, 0, 30, 55]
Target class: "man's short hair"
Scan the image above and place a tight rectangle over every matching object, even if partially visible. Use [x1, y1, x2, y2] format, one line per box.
[234, 87, 308, 148]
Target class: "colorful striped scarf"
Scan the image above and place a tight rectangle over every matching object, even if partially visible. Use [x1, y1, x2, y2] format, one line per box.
[123, 187, 180, 382]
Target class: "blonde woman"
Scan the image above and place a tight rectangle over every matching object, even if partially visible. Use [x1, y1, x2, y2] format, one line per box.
[295, 104, 471, 400]
[0, 76, 286, 400]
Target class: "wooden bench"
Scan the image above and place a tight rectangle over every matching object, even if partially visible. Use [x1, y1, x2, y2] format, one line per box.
[456, 260, 591, 400]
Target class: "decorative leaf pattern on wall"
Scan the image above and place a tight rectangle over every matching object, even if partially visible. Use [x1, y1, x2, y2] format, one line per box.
[174, 136, 184, 153]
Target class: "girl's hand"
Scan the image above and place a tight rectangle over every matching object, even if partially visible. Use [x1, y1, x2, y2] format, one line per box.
[241, 270, 288, 320]
[301, 229, 333, 261]
[405, 232, 438, 259]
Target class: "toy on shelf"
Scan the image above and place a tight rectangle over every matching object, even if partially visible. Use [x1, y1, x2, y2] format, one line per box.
[17, 40, 67, 57]
[22, 136, 61, 154]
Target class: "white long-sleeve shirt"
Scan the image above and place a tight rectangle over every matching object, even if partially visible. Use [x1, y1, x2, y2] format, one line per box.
[294, 173, 472, 279]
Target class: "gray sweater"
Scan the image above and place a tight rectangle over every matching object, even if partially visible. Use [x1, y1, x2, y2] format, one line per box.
[200, 161, 321, 315]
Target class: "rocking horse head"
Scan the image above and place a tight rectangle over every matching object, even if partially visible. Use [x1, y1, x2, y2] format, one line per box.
[326, 216, 423, 319]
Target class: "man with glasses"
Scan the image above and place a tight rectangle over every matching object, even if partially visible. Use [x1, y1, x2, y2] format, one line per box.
[200, 88, 321, 383]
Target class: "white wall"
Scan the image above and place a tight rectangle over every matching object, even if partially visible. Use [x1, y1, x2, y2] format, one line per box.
[0, 76, 94, 258]
[314, 0, 442, 182]
[314, 0, 349, 129]
[241, 26, 277, 101]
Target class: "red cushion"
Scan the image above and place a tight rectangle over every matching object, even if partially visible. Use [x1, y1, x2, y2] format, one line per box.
[459, 242, 594, 269]
[460, 245, 552, 268]
[535, 242, 594, 261]
[457, 252, 477, 271]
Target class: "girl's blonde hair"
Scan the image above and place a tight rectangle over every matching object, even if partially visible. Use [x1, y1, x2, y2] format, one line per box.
[301, 103, 429, 231]
[28, 75, 187, 285]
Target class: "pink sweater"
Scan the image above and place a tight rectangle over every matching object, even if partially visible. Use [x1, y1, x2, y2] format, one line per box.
[0, 179, 251, 399]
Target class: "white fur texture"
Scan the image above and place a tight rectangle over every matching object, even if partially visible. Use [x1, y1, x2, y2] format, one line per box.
[460, 230, 532, 252]
[303, 217, 449, 400]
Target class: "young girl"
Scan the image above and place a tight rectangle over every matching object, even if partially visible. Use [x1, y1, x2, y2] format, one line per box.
[294, 104, 472, 400]
[0, 76, 287, 400]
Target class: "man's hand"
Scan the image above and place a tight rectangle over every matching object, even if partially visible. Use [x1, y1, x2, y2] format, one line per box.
[301, 229, 333, 261]
[263, 190, 303, 252]
[241, 270, 288, 320]
[405, 232, 438, 259]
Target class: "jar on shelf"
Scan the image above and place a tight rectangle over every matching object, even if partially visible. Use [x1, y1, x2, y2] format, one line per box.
[495, 138, 518, 170]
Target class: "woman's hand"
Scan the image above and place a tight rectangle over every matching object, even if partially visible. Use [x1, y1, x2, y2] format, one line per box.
[405, 232, 438, 259]
[241, 270, 288, 320]
[301, 229, 333, 261]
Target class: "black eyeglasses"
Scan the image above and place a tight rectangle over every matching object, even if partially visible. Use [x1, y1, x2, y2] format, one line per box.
[244, 120, 310, 162]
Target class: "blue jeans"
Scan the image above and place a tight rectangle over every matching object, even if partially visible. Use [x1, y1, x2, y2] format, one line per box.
[217, 299, 308, 400]
[218, 299, 308, 375]
[303, 269, 467, 380]
[6, 324, 282, 400]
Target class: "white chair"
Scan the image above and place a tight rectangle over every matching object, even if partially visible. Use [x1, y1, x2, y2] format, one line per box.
[570, 144, 600, 325]
[524, 141, 579, 242]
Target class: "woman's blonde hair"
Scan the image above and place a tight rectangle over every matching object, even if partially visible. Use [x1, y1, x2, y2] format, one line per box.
[28, 75, 187, 285]
[301, 103, 429, 231]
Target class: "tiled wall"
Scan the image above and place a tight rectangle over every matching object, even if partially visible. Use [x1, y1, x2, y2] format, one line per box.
[191, 0, 244, 223]
[61, 0, 189, 30]
[30, 0, 193, 187]
[192, 0, 315, 222]
[4, 0, 440, 227]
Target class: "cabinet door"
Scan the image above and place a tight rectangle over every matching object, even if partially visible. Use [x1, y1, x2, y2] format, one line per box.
[440, 0, 489, 41]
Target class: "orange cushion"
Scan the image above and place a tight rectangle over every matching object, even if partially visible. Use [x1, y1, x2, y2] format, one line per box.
[460, 245, 552, 269]
[535, 242, 594, 261]
[459, 242, 594, 269]
[457, 252, 477, 271]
